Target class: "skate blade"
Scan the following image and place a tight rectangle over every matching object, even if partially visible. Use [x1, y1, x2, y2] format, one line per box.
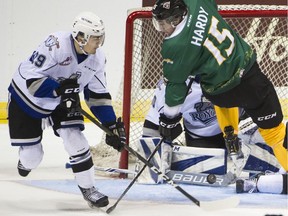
[87, 201, 108, 213]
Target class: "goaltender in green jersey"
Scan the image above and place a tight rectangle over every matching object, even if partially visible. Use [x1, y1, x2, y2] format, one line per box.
[152, 0, 287, 172]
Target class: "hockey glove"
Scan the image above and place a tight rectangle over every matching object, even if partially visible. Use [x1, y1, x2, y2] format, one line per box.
[55, 79, 80, 111]
[105, 118, 126, 152]
[159, 113, 183, 142]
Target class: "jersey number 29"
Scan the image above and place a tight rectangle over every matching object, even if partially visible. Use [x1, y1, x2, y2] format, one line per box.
[29, 51, 46, 68]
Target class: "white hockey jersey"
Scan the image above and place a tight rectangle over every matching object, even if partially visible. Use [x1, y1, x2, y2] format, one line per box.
[8, 31, 111, 119]
[145, 80, 222, 137]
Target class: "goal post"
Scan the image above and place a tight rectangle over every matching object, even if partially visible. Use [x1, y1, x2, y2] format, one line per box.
[91, 5, 287, 174]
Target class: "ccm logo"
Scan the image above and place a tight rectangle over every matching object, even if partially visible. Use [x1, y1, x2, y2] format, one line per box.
[159, 122, 178, 128]
[257, 112, 277, 121]
[64, 88, 80, 94]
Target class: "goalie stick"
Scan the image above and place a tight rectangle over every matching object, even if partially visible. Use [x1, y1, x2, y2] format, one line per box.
[80, 108, 240, 210]
[106, 138, 164, 214]
[166, 170, 236, 187]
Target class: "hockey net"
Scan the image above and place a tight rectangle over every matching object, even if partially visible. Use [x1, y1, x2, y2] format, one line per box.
[91, 5, 288, 174]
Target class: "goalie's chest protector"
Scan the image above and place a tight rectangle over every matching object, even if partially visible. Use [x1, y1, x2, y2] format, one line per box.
[181, 84, 222, 137]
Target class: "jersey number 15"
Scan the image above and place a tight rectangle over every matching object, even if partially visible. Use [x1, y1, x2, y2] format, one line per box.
[203, 16, 235, 65]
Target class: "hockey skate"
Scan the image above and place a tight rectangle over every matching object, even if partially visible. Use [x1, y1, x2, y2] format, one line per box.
[17, 160, 31, 177]
[224, 126, 243, 159]
[78, 186, 109, 208]
[236, 173, 263, 193]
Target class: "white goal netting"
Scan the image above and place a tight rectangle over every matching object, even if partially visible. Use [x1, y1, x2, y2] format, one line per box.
[91, 5, 288, 174]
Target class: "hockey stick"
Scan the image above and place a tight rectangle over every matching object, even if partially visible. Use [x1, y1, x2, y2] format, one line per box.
[106, 138, 164, 214]
[166, 170, 236, 187]
[81, 108, 240, 210]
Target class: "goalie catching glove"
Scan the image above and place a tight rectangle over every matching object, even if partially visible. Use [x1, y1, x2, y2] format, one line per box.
[105, 118, 126, 152]
[55, 79, 80, 111]
[159, 113, 183, 142]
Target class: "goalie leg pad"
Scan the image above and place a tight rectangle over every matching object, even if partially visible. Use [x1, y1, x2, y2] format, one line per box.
[243, 142, 282, 174]
[171, 145, 227, 175]
[136, 139, 228, 184]
[238, 118, 282, 174]
[135, 138, 172, 184]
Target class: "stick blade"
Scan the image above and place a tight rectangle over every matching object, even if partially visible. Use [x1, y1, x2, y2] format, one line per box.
[106, 205, 116, 214]
[200, 196, 240, 211]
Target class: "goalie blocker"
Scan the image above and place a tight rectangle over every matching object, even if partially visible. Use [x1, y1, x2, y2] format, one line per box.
[135, 137, 282, 186]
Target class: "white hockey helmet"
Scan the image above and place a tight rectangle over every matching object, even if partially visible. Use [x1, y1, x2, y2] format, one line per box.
[72, 11, 105, 46]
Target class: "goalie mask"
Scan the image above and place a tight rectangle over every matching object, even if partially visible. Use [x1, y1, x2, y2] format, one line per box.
[72, 11, 105, 48]
[152, 0, 187, 33]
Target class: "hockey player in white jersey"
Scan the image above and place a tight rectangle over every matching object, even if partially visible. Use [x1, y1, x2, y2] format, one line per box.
[137, 77, 282, 186]
[143, 77, 225, 149]
[137, 77, 229, 184]
[7, 12, 126, 208]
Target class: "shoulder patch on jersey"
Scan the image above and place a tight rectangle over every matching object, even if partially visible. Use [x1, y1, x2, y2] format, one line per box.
[59, 56, 73, 66]
[45, 35, 60, 51]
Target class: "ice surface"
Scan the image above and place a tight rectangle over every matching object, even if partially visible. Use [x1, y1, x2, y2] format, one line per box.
[0, 124, 287, 216]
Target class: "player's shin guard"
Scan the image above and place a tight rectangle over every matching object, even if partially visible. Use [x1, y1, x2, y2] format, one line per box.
[70, 150, 95, 188]
[17, 144, 44, 176]
[214, 106, 239, 134]
[259, 123, 288, 171]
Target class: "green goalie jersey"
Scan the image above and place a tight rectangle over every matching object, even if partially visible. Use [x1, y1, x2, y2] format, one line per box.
[162, 0, 256, 107]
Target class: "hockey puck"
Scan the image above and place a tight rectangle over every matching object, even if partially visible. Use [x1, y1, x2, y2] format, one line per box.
[207, 174, 216, 184]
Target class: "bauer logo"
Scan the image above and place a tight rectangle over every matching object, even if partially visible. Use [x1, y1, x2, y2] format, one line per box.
[169, 172, 224, 186]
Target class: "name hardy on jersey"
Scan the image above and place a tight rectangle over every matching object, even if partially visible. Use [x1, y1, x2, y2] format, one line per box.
[189, 6, 209, 47]
[162, 6, 209, 66]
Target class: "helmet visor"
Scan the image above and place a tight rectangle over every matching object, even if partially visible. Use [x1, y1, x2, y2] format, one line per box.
[152, 17, 173, 32]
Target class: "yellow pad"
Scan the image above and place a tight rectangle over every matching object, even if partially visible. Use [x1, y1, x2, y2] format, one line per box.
[214, 106, 239, 134]
[259, 123, 288, 171]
